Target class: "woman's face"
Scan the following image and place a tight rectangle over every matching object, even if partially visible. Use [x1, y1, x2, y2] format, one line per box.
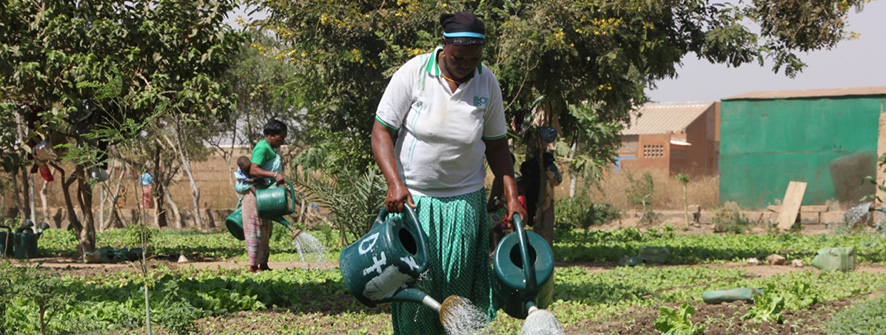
[267, 130, 287, 148]
[440, 42, 483, 80]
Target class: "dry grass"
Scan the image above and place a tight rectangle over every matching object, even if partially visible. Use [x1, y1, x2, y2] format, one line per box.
[577, 169, 720, 210]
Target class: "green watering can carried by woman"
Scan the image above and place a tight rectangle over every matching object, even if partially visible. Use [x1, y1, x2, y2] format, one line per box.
[339, 205, 475, 328]
[224, 181, 298, 240]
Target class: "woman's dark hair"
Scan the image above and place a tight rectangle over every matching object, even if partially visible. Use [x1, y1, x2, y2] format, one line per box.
[263, 119, 287, 136]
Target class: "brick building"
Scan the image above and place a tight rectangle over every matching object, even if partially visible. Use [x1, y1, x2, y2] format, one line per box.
[617, 102, 720, 177]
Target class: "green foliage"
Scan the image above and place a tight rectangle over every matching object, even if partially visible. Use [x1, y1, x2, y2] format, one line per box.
[1, 0, 245, 252]
[782, 280, 821, 310]
[11, 228, 886, 334]
[741, 283, 785, 323]
[0, 262, 78, 335]
[555, 196, 592, 230]
[124, 224, 156, 248]
[555, 197, 622, 240]
[294, 167, 387, 244]
[825, 295, 886, 335]
[554, 227, 886, 264]
[654, 302, 705, 335]
[562, 104, 623, 181]
[712, 203, 752, 234]
[246, 0, 867, 178]
[223, 29, 303, 152]
[625, 171, 655, 210]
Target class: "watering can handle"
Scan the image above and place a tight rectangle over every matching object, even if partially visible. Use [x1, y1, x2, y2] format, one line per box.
[512, 213, 538, 296]
[376, 204, 429, 274]
[286, 181, 297, 212]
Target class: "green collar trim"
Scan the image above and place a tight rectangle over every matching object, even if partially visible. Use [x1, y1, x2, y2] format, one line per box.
[425, 45, 483, 78]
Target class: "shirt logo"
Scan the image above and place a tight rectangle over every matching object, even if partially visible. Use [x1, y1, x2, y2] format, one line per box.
[473, 96, 488, 108]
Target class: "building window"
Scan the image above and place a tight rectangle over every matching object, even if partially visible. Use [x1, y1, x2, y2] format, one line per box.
[643, 145, 664, 158]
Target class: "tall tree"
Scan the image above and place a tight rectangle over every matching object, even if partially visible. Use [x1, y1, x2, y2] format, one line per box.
[249, 0, 866, 236]
[0, 0, 243, 254]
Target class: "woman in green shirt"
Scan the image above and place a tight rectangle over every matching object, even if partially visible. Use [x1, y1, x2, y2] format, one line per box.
[242, 119, 287, 273]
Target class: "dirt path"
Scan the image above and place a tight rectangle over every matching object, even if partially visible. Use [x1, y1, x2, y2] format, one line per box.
[25, 256, 339, 277]
[27, 254, 886, 278]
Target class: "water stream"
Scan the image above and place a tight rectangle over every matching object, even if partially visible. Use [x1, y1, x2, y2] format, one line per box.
[292, 231, 326, 269]
[440, 297, 488, 335]
[521, 308, 565, 335]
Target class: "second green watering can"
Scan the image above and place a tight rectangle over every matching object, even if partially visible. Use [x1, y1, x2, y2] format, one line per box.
[493, 213, 554, 319]
[256, 181, 297, 219]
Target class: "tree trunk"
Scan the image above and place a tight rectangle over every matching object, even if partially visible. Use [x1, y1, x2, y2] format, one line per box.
[28, 173, 36, 222]
[162, 186, 181, 227]
[169, 131, 201, 228]
[568, 141, 577, 198]
[11, 168, 25, 223]
[98, 182, 105, 232]
[76, 168, 96, 253]
[102, 167, 126, 231]
[14, 112, 30, 223]
[39, 177, 49, 224]
[50, 162, 84, 253]
[683, 183, 689, 226]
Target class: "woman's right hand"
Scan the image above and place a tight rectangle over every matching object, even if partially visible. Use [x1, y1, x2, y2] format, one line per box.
[274, 172, 285, 184]
[385, 182, 415, 213]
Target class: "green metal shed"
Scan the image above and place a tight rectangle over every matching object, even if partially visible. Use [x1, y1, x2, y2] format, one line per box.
[720, 87, 886, 209]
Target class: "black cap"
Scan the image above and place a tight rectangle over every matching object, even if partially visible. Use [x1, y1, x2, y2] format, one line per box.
[440, 11, 485, 46]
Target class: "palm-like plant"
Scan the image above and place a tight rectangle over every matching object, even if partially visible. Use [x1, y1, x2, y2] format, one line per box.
[294, 167, 387, 246]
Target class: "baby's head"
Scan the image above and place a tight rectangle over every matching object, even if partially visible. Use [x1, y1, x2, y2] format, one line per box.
[237, 156, 251, 175]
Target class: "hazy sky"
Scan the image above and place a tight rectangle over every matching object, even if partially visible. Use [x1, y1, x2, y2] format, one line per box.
[647, 1, 886, 102]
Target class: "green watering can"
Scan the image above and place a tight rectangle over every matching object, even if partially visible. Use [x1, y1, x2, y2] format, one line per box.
[224, 181, 297, 241]
[339, 206, 433, 307]
[256, 181, 297, 219]
[224, 208, 292, 240]
[493, 213, 555, 319]
[339, 205, 492, 328]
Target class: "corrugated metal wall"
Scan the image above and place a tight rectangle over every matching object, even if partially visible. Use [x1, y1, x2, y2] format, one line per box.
[720, 96, 884, 209]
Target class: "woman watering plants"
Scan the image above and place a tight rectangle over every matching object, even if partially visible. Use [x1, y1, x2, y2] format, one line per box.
[371, 11, 526, 334]
[241, 119, 287, 273]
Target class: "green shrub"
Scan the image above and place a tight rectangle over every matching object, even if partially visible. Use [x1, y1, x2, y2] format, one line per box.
[555, 196, 591, 230]
[712, 203, 752, 234]
[555, 196, 621, 231]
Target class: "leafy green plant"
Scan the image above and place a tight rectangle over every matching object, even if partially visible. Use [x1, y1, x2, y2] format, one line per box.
[742, 284, 785, 323]
[783, 281, 820, 310]
[825, 295, 886, 335]
[294, 167, 387, 246]
[625, 171, 655, 212]
[0, 262, 77, 335]
[555, 195, 592, 230]
[654, 302, 705, 335]
[712, 203, 752, 234]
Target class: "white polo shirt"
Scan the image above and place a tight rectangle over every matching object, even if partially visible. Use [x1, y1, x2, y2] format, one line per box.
[375, 46, 507, 198]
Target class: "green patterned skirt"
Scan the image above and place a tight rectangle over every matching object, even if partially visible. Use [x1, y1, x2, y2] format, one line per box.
[391, 188, 496, 334]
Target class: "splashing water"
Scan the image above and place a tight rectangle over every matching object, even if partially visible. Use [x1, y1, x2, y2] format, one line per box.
[844, 202, 873, 227]
[521, 308, 565, 335]
[441, 297, 488, 335]
[292, 231, 326, 269]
